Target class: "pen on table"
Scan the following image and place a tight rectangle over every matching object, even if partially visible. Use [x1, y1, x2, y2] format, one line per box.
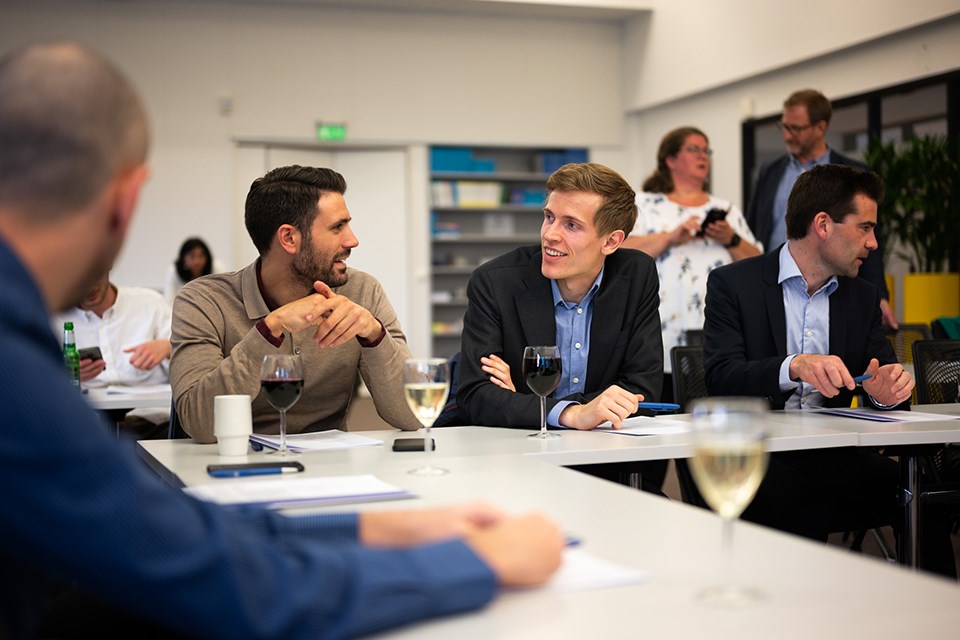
[564, 535, 582, 548]
[209, 467, 300, 478]
[853, 374, 873, 385]
[637, 402, 681, 413]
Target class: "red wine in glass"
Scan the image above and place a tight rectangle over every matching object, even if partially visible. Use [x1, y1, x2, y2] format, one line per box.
[259, 354, 303, 456]
[522, 346, 562, 439]
[261, 378, 303, 411]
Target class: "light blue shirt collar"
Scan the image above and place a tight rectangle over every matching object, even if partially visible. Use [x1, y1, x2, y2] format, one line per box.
[778, 241, 839, 295]
[550, 268, 604, 308]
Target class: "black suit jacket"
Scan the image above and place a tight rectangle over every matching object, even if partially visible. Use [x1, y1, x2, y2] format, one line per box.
[458, 245, 663, 427]
[703, 248, 896, 410]
[745, 150, 888, 299]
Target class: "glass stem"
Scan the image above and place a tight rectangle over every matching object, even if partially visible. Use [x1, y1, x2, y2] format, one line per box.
[540, 396, 547, 436]
[721, 516, 734, 583]
[423, 426, 432, 464]
[279, 408, 287, 454]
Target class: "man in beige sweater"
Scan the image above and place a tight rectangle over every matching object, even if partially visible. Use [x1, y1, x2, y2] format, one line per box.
[170, 166, 420, 442]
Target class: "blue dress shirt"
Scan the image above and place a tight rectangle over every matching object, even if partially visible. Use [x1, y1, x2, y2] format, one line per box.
[777, 243, 838, 409]
[546, 269, 603, 426]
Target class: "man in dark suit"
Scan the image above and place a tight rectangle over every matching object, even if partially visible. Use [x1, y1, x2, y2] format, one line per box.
[746, 89, 897, 328]
[704, 163, 912, 542]
[457, 163, 665, 490]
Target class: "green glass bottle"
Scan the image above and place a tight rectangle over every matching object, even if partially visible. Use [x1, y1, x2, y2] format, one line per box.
[63, 321, 81, 390]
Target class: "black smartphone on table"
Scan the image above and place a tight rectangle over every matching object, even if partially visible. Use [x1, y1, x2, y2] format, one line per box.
[393, 438, 436, 452]
[697, 207, 728, 236]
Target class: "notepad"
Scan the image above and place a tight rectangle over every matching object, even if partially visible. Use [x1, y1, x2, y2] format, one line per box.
[249, 430, 384, 452]
[594, 415, 690, 436]
[184, 474, 414, 508]
[812, 408, 960, 423]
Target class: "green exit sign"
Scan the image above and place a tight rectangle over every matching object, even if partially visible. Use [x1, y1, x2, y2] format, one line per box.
[316, 123, 347, 141]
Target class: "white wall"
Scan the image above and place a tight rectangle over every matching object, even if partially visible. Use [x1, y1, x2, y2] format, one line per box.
[625, 12, 960, 210]
[0, 0, 625, 289]
[624, 0, 960, 111]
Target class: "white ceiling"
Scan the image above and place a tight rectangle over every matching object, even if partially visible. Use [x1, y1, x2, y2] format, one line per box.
[90, 0, 652, 21]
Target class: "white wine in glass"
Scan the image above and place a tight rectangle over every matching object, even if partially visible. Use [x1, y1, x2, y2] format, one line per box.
[688, 396, 769, 605]
[403, 358, 450, 476]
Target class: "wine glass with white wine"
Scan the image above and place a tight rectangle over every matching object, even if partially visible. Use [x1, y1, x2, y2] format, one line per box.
[688, 396, 769, 605]
[403, 358, 450, 476]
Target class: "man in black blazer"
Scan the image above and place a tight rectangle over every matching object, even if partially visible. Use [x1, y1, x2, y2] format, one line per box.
[704, 164, 913, 542]
[457, 163, 665, 490]
[746, 89, 897, 328]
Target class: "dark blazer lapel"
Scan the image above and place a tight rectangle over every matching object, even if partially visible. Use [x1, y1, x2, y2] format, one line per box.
[762, 248, 788, 357]
[515, 252, 556, 347]
[829, 280, 848, 360]
[586, 265, 629, 389]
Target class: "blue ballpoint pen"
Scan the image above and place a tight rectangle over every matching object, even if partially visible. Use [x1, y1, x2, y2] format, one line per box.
[637, 402, 681, 413]
[853, 374, 873, 385]
[209, 467, 300, 478]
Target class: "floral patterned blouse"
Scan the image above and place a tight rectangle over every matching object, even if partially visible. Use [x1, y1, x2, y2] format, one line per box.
[631, 192, 760, 373]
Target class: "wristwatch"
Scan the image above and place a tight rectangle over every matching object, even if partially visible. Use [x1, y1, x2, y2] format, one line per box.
[725, 233, 741, 248]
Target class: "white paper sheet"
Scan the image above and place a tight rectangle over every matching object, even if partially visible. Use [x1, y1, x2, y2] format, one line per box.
[812, 408, 960, 423]
[594, 415, 690, 436]
[510, 549, 649, 594]
[185, 473, 413, 508]
[249, 430, 383, 451]
[105, 383, 172, 396]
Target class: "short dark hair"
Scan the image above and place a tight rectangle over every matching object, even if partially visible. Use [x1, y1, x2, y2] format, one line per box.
[244, 165, 347, 255]
[175, 237, 213, 282]
[785, 164, 884, 239]
[546, 163, 637, 236]
[784, 89, 832, 126]
[642, 126, 710, 194]
[0, 42, 149, 220]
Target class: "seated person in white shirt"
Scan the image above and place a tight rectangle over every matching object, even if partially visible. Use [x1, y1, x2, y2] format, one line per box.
[53, 272, 172, 437]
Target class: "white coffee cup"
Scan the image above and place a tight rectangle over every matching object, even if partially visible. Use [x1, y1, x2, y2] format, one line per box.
[214, 394, 253, 457]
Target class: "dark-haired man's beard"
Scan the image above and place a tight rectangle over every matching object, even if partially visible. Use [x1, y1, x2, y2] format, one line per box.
[292, 242, 350, 291]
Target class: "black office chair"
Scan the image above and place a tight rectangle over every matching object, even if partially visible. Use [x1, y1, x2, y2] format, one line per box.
[670, 345, 709, 509]
[886, 323, 931, 365]
[167, 398, 189, 439]
[432, 351, 463, 428]
[910, 339, 960, 556]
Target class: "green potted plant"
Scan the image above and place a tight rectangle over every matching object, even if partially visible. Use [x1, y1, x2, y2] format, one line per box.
[865, 135, 960, 325]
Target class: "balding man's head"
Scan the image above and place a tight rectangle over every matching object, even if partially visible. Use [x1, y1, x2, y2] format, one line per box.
[0, 42, 149, 220]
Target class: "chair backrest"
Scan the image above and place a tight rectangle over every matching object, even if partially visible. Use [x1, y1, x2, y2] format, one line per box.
[670, 345, 708, 412]
[683, 329, 704, 346]
[167, 398, 189, 439]
[885, 323, 932, 364]
[911, 339, 960, 405]
[432, 351, 462, 427]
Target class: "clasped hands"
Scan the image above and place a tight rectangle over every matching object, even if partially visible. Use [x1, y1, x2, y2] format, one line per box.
[480, 354, 643, 430]
[263, 281, 381, 348]
[669, 215, 737, 248]
[789, 354, 913, 406]
[359, 501, 563, 588]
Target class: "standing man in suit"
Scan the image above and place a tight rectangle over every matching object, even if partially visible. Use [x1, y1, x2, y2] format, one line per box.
[703, 165, 948, 566]
[746, 89, 897, 328]
[457, 163, 666, 491]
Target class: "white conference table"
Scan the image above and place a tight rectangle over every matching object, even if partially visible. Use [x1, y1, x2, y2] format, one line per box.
[137, 428, 960, 639]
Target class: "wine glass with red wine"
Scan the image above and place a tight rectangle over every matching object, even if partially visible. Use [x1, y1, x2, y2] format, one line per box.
[522, 346, 562, 439]
[260, 354, 303, 457]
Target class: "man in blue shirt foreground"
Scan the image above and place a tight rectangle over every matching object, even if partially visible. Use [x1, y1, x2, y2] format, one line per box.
[0, 42, 563, 639]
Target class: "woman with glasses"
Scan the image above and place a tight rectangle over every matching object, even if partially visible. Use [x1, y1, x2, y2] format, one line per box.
[623, 126, 760, 401]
